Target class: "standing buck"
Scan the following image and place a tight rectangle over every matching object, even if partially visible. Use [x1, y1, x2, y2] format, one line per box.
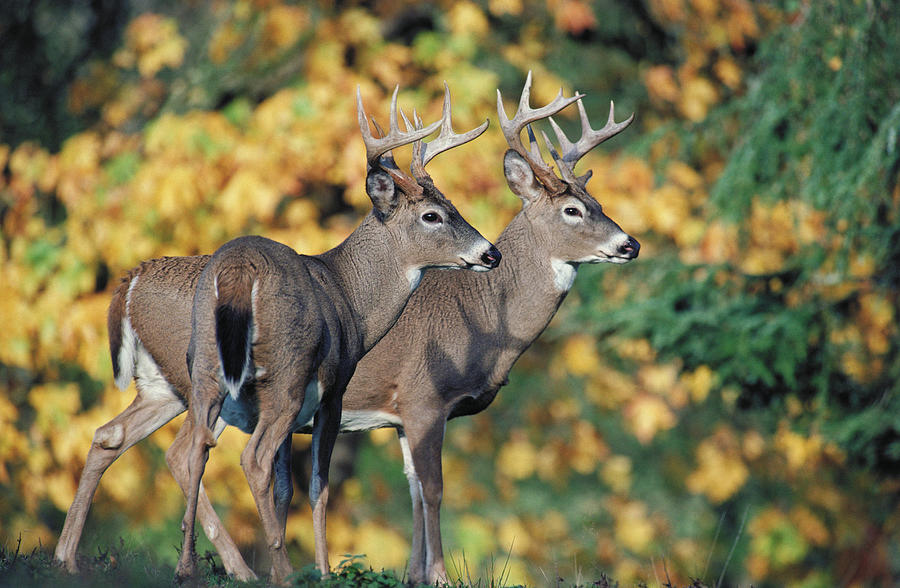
[331, 72, 639, 583]
[53, 85, 499, 584]
[54, 73, 637, 585]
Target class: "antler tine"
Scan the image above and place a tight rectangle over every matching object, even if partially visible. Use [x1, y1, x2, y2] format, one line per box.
[357, 85, 442, 170]
[497, 71, 584, 191]
[418, 82, 490, 168]
[548, 98, 635, 181]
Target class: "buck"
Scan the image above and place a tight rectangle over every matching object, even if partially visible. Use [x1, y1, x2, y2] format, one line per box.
[53, 85, 500, 584]
[330, 72, 639, 584]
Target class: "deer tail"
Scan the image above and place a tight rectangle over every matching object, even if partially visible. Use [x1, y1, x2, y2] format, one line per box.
[108, 266, 142, 390]
[214, 263, 256, 400]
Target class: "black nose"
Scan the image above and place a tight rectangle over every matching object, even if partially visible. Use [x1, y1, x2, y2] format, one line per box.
[481, 245, 502, 268]
[618, 237, 640, 258]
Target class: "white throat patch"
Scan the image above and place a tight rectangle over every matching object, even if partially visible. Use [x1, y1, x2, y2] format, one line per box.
[406, 267, 424, 291]
[550, 259, 577, 292]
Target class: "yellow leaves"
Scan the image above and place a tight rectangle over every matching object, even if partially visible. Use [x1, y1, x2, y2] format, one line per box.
[497, 432, 538, 480]
[696, 220, 739, 265]
[489, 0, 523, 17]
[29, 383, 81, 434]
[609, 498, 655, 553]
[116, 14, 187, 78]
[645, 66, 681, 104]
[497, 515, 532, 556]
[448, 2, 490, 39]
[623, 393, 677, 444]
[714, 57, 742, 89]
[208, 22, 246, 65]
[217, 168, 281, 233]
[261, 4, 310, 54]
[686, 426, 749, 502]
[774, 422, 823, 472]
[569, 420, 609, 474]
[680, 364, 715, 403]
[647, 184, 692, 239]
[352, 520, 410, 570]
[560, 333, 599, 376]
[679, 75, 719, 122]
[857, 291, 894, 355]
[601, 454, 633, 494]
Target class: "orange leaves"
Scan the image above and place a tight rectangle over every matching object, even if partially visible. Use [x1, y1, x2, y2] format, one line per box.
[644, 1, 766, 124]
[554, 0, 597, 37]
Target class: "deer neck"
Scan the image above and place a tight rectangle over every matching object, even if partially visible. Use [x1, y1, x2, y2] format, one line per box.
[316, 213, 417, 352]
[486, 212, 574, 349]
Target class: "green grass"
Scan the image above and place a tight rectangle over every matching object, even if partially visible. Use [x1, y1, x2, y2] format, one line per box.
[0, 539, 707, 587]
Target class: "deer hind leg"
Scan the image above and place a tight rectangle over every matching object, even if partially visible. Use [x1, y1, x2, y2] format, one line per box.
[241, 372, 311, 585]
[273, 435, 294, 531]
[54, 389, 184, 573]
[398, 430, 427, 584]
[403, 416, 450, 585]
[166, 415, 257, 581]
[174, 370, 224, 581]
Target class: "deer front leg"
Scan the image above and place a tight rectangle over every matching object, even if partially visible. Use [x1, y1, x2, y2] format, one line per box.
[309, 390, 343, 576]
[55, 391, 185, 573]
[397, 430, 427, 583]
[404, 417, 450, 585]
[167, 415, 257, 581]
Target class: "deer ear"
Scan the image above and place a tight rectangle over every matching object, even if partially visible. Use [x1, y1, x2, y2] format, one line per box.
[366, 169, 398, 219]
[503, 150, 544, 205]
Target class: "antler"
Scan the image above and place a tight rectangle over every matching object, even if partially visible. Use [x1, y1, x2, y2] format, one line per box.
[357, 86, 442, 172]
[496, 71, 583, 192]
[408, 82, 490, 180]
[543, 99, 634, 187]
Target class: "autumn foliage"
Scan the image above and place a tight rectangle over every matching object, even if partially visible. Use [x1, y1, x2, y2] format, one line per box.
[1, 1, 899, 586]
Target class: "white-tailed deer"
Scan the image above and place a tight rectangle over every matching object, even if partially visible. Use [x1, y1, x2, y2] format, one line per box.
[54, 73, 637, 585]
[332, 72, 639, 583]
[53, 85, 499, 584]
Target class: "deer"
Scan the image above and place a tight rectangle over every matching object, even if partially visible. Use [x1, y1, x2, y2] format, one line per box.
[326, 72, 640, 584]
[53, 84, 500, 584]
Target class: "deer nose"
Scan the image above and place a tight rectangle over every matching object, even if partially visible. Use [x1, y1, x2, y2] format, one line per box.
[618, 237, 640, 258]
[481, 245, 502, 268]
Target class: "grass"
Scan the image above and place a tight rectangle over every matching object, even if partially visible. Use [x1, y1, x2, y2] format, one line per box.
[0, 538, 710, 587]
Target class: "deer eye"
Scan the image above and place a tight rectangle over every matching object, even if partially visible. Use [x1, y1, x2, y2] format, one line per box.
[422, 212, 442, 224]
[564, 207, 583, 218]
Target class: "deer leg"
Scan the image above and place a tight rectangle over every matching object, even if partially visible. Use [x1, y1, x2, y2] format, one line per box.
[54, 390, 185, 573]
[175, 374, 223, 580]
[309, 390, 342, 576]
[404, 417, 450, 585]
[397, 430, 427, 584]
[273, 434, 294, 530]
[166, 416, 257, 581]
[241, 400, 304, 586]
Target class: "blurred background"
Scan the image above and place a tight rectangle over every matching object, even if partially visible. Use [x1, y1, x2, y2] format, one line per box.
[1, 0, 899, 585]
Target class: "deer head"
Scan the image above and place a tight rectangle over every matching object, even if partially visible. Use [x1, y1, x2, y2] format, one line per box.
[357, 84, 500, 278]
[497, 72, 639, 289]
